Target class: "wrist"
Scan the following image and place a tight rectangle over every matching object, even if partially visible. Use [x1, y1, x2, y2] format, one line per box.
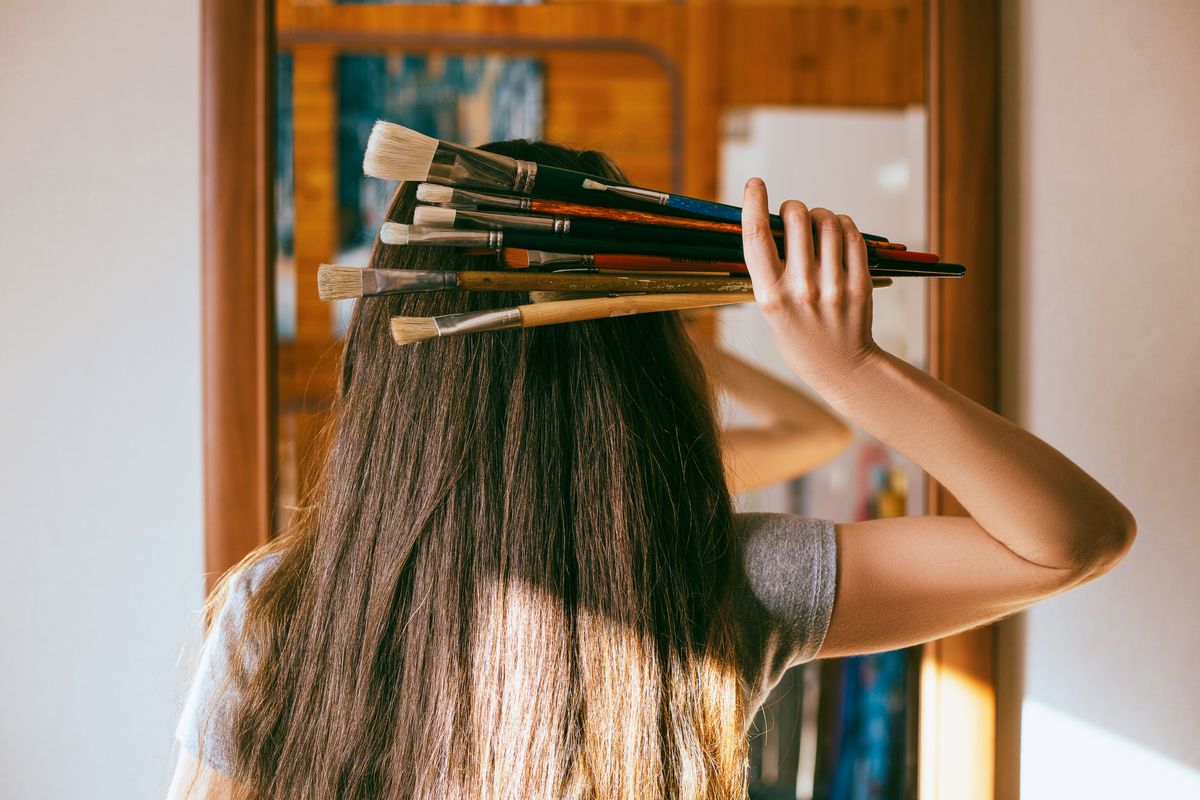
[805, 345, 890, 407]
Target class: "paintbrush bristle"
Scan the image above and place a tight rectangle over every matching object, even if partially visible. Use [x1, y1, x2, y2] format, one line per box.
[390, 316, 440, 346]
[413, 206, 457, 226]
[416, 183, 456, 203]
[317, 265, 366, 301]
[364, 121, 439, 181]
[380, 223, 409, 245]
[501, 248, 531, 269]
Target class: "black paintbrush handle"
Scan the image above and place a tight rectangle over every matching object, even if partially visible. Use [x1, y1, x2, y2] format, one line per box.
[500, 229, 746, 262]
[568, 217, 745, 250]
[871, 262, 966, 277]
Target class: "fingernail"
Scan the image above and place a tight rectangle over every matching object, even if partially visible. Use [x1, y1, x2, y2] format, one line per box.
[746, 177, 764, 188]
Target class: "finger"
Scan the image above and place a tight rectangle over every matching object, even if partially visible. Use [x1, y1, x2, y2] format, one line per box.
[810, 208, 843, 298]
[741, 178, 784, 294]
[838, 214, 872, 299]
[780, 199, 816, 296]
[870, 277, 893, 289]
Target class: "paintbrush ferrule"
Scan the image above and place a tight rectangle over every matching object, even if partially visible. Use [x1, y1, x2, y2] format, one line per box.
[524, 250, 596, 269]
[428, 143, 538, 194]
[402, 225, 505, 249]
[419, 184, 532, 211]
[449, 208, 566, 234]
[433, 307, 523, 337]
[367, 269, 459, 295]
[580, 178, 669, 206]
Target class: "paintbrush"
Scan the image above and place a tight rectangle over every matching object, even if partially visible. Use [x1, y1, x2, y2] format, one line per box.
[320, 264, 895, 299]
[380, 223, 747, 262]
[415, 183, 904, 247]
[364, 121, 888, 240]
[390, 292, 755, 346]
[499, 248, 747, 273]
[496, 246, 963, 278]
[414, 205, 749, 250]
[415, 206, 942, 265]
[317, 265, 756, 300]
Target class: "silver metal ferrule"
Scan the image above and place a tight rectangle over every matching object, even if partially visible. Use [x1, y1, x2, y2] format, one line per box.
[453, 208, 558, 233]
[432, 307, 523, 337]
[445, 187, 531, 211]
[366, 269, 458, 295]
[580, 178, 669, 206]
[426, 142, 538, 195]
[512, 160, 538, 194]
[407, 226, 504, 249]
[525, 250, 596, 269]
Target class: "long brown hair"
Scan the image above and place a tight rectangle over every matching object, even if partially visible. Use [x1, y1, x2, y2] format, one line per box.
[197, 141, 748, 799]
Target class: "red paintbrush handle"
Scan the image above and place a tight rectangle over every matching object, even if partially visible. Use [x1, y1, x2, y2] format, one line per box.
[869, 248, 939, 264]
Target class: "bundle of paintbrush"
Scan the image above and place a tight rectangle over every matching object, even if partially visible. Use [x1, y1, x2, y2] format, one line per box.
[342, 120, 967, 345]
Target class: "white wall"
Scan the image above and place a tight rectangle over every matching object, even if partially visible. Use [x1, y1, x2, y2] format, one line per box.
[0, 2, 202, 798]
[999, 1, 1200, 797]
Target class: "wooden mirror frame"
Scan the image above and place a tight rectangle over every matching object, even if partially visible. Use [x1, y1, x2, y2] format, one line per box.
[200, 2, 1000, 796]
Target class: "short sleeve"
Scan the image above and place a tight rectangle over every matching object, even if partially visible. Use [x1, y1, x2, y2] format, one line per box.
[176, 555, 278, 775]
[729, 513, 838, 703]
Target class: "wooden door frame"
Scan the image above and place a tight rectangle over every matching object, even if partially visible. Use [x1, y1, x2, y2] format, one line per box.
[201, 0, 1003, 794]
[922, 1, 1001, 799]
[201, 0, 276, 591]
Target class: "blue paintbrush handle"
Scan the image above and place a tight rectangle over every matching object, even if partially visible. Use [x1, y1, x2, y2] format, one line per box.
[665, 194, 886, 241]
[534, 164, 888, 241]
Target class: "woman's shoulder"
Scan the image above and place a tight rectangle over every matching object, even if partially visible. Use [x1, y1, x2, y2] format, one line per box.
[176, 550, 285, 774]
[224, 551, 284, 603]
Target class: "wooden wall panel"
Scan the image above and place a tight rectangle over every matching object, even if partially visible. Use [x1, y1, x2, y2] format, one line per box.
[544, 51, 674, 190]
[718, 0, 925, 108]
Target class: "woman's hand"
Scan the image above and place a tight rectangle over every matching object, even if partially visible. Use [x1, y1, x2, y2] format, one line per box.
[740, 178, 882, 401]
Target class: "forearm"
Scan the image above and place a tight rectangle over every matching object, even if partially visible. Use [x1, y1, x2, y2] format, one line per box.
[817, 348, 1135, 573]
[700, 345, 847, 435]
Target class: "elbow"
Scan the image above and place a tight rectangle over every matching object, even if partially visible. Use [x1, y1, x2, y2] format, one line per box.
[1075, 500, 1137, 581]
[1103, 501, 1137, 570]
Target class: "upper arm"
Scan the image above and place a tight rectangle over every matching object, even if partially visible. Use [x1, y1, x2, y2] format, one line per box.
[816, 515, 1095, 658]
[723, 423, 852, 494]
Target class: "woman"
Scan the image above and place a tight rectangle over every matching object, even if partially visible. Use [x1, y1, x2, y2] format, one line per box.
[169, 141, 1134, 799]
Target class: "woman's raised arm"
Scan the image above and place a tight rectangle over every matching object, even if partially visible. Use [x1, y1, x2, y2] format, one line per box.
[693, 340, 852, 493]
[740, 178, 1136, 657]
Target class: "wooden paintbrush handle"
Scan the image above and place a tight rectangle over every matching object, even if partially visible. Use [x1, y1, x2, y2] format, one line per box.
[516, 293, 755, 328]
[456, 271, 752, 294]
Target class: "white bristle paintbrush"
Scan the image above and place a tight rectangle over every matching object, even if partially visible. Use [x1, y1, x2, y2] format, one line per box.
[317, 265, 755, 300]
[390, 292, 755, 346]
[364, 121, 889, 240]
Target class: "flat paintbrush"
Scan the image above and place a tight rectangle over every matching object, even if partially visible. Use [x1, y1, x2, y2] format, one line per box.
[380, 223, 746, 262]
[317, 265, 756, 300]
[414, 205, 748, 251]
[390, 292, 755, 346]
[364, 121, 888, 240]
[416, 183, 904, 247]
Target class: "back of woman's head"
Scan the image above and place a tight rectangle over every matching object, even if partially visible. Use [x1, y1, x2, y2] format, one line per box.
[212, 140, 748, 800]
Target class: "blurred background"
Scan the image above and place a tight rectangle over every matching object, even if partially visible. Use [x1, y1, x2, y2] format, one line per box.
[1, 1, 1197, 798]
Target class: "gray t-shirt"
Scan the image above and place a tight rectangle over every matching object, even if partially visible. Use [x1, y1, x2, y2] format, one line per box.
[177, 512, 837, 773]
